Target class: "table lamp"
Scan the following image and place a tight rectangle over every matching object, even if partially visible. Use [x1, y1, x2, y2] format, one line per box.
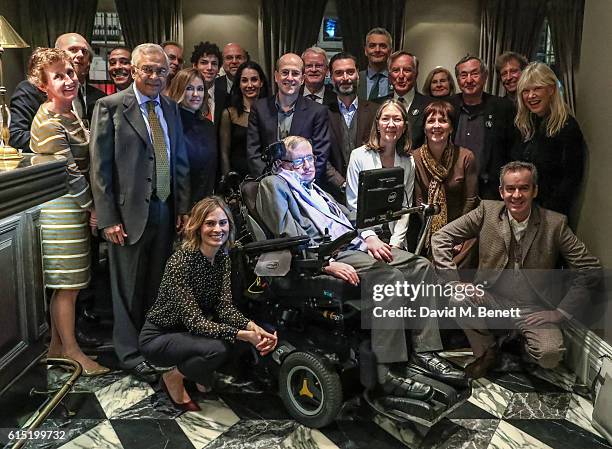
[0, 15, 29, 160]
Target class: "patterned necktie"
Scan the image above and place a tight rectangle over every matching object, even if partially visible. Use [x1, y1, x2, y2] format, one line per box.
[368, 73, 381, 100]
[307, 93, 319, 102]
[146, 101, 170, 201]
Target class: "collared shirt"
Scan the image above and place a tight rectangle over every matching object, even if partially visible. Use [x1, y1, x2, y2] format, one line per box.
[275, 95, 297, 140]
[207, 84, 216, 122]
[508, 210, 531, 243]
[303, 85, 325, 104]
[338, 96, 358, 127]
[133, 84, 170, 159]
[366, 67, 389, 98]
[454, 100, 486, 178]
[226, 76, 233, 93]
[394, 89, 416, 111]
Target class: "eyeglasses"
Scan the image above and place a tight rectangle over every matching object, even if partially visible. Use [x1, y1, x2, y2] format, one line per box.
[282, 154, 316, 169]
[136, 65, 169, 77]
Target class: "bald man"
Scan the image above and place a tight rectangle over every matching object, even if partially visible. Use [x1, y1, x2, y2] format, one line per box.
[9, 32, 105, 149]
[218, 42, 248, 94]
[246, 53, 331, 179]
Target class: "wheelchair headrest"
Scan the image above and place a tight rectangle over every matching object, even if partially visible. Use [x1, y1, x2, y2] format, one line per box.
[240, 179, 274, 239]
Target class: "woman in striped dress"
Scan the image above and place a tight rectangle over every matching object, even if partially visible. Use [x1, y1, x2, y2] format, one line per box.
[29, 48, 109, 376]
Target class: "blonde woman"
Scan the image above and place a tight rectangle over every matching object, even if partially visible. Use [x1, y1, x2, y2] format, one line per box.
[139, 197, 277, 411]
[167, 68, 217, 204]
[512, 62, 585, 217]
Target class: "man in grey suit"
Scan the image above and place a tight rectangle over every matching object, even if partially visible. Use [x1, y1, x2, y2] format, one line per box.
[90, 43, 191, 382]
[256, 136, 469, 397]
[432, 161, 601, 379]
[357, 27, 392, 101]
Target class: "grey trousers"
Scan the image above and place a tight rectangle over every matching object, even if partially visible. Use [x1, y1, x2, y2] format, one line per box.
[108, 197, 173, 369]
[451, 291, 565, 369]
[337, 248, 443, 364]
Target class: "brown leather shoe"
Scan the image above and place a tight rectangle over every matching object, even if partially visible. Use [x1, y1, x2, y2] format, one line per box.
[465, 347, 497, 379]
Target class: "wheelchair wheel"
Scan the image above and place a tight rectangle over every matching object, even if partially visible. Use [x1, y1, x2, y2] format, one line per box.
[279, 351, 342, 428]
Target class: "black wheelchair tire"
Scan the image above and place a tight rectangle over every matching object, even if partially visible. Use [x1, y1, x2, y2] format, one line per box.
[278, 351, 342, 428]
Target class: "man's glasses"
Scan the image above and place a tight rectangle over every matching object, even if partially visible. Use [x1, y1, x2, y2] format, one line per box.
[136, 65, 169, 77]
[282, 154, 316, 169]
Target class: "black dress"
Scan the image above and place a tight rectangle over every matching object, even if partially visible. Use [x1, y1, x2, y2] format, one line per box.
[229, 120, 249, 179]
[180, 107, 218, 204]
[511, 115, 585, 217]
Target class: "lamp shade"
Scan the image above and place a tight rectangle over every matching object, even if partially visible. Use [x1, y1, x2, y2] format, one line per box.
[0, 16, 28, 48]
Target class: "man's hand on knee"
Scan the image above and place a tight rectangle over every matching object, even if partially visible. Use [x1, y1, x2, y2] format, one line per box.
[323, 261, 360, 286]
[365, 235, 393, 262]
[521, 310, 563, 327]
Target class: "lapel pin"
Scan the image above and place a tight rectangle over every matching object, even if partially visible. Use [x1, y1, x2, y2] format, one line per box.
[412, 109, 419, 116]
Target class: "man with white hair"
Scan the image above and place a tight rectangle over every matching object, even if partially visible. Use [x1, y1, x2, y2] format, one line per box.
[90, 43, 191, 382]
[300, 47, 336, 106]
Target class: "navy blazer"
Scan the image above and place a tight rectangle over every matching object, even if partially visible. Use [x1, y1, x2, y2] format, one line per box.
[246, 95, 331, 179]
[90, 87, 191, 245]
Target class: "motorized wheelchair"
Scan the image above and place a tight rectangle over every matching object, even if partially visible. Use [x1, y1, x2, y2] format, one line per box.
[219, 155, 471, 430]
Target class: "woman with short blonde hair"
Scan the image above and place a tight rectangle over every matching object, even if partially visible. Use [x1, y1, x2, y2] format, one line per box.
[512, 62, 585, 218]
[422, 67, 456, 98]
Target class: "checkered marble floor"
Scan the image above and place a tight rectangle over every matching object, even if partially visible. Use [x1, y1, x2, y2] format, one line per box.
[13, 351, 612, 449]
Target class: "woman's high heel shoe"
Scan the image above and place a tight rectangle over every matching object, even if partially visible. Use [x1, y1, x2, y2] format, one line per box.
[159, 377, 201, 412]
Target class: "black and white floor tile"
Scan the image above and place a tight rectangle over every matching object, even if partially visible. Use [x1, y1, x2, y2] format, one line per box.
[7, 351, 612, 449]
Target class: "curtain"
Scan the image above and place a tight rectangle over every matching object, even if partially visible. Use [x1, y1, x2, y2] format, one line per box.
[546, 0, 584, 113]
[336, 0, 405, 70]
[479, 0, 547, 94]
[260, 0, 327, 81]
[26, 0, 98, 48]
[115, 0, 183, 49]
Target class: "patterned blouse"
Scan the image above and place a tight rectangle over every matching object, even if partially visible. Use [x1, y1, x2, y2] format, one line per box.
[146, 248, 250, 342]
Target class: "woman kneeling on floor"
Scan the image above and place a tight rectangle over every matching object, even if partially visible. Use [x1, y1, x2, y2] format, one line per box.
[139, 197, 277, 411]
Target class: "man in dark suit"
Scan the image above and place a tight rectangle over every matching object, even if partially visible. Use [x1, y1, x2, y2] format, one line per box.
[191, 41, 225, 126]
[449, 55, 515, 199]
[325, 51, 377, 201]
[246, 53, 331, 180]
[379, 51, 431, 149]
[9, 32, 105, 150]
[357, 27, 393, 101]
[432, 161, 601, 378]
[90, 43, 190, 382]
[300, 47, 336, 107]
[218, 42, 248, 94]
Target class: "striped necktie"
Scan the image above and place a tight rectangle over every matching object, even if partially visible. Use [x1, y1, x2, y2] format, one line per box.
[146, 101, 170, 201]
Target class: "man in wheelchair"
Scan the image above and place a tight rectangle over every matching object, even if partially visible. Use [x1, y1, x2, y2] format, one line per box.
[254, 135, 469, 400]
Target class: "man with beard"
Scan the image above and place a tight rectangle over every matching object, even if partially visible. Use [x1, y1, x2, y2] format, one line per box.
[246, 52, 330, 180]
[324, 52, 377, 202]
[300, 47, 336, 106]
[108, 46, 132, 92]
[161, 41, 183, 94]
[9, 32, 105, 149]
[357, 27, 392, 100]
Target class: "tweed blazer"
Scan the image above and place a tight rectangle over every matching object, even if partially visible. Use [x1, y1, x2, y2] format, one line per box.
[431, 200, 601, 316]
